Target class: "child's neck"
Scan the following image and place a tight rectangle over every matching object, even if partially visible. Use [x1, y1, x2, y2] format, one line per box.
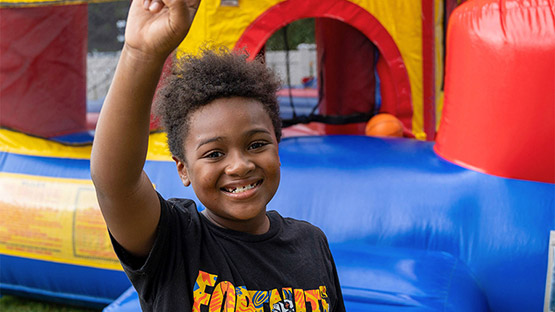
[201, 209, 270, 235]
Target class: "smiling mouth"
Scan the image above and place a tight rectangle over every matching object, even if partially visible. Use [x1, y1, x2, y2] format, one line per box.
[221, 180, 262, 194]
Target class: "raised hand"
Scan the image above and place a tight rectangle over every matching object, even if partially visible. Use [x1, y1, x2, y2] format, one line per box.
[124, 0, 200, 60]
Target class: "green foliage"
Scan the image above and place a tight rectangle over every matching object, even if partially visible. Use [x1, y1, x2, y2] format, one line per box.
[265, 18, 315, 51]
[0, 296, 101, 312]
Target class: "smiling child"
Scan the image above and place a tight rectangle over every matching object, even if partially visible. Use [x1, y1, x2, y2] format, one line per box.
[90, 0, 345, 311]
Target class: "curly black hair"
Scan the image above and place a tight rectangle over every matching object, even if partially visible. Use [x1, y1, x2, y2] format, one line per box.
[155, 47, 282, 162]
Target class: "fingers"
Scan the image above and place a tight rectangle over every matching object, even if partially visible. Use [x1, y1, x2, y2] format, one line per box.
[143, 0, 197, 19]
[165, 0, 191, 28]
[143, 0, 164, 12]
[139, 0, 194, 14]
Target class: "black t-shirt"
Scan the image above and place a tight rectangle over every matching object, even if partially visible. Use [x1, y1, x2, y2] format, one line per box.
[111, 194, 345, 312]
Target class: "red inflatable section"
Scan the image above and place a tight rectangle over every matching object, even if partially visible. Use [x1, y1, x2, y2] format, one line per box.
[0, 5, 87, 137]
[235, 0, 413, 134]
[435, 0, 555, 183]
[315, 18, 376, 135]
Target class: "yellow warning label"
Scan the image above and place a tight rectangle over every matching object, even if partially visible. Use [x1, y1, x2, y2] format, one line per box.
[0, 172, 122, 271]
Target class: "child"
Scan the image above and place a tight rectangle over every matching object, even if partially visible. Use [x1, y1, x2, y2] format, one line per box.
[90, 0, 345, 311]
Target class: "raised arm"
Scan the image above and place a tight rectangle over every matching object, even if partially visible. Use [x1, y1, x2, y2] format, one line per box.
[90, 0, 199, 257]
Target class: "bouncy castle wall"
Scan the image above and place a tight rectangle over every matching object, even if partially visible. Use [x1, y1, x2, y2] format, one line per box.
[0, 4, 87, 137]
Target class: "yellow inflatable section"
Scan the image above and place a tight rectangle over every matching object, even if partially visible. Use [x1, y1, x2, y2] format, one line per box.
[0, 129, 172, 161]
[180, 0, 445, 140]
[0, 129, 172, 271]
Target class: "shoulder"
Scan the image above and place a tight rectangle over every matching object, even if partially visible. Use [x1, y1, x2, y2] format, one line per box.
[269, 211, 328, 241]
[164, 196, 197, 212]
[157, 194, 200, 228]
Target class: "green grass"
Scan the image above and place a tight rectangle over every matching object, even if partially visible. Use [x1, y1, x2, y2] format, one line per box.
[0, 295, 102, 312]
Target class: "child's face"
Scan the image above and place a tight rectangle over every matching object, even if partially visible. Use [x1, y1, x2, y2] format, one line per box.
[174, 97, 281, 233]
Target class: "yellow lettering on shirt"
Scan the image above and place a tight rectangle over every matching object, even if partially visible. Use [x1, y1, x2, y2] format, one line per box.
[248, 290, 269, 312]
[269, 288, 283, 307]
[210, 281, 235, 312]
[193, 270, 218, 312]
[319, 286, 329, 312]
[294, 288, 306, 312]
[304, 289, 321, 312]
[193, 270, 331, 312]
[235, 286, 256, 312]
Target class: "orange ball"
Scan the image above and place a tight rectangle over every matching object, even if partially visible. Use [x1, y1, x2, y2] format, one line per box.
[365, 113, 404, 137]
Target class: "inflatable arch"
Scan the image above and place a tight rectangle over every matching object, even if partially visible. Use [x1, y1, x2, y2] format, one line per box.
[180, 0, 445, 140]
[234, 0, 413, 136]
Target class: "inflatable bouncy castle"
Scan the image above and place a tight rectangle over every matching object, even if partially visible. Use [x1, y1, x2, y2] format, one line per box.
[177, 0, 446, 140]
[1, 0, 554, 311]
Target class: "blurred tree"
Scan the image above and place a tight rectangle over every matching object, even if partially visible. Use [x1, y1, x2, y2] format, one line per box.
[266, 18, 315, 51]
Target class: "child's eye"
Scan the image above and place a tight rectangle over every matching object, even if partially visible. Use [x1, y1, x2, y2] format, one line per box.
[204, 151, 223, 159]
[248, 141, 267, 150]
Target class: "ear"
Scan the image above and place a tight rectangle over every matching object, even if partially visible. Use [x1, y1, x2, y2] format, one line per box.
[173, 156, 191, 187]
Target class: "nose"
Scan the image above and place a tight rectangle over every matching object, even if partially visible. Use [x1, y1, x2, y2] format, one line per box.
[224, 150, 255, 176]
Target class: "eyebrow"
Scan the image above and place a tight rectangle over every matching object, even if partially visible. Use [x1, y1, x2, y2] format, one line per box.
[195, 128, 272, 150]
[196, 137, 223, 150]
[245, 128, 272, 138]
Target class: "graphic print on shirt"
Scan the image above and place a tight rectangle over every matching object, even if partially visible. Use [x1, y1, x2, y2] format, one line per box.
[271, 289, 294, 312]
[192, 270, 330, 312]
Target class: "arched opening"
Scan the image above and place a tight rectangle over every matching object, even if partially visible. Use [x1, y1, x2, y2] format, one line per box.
[235, 0, 412, 136]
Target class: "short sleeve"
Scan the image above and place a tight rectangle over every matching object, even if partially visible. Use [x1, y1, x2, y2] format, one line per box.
[109, 192, 200, 308]
[109, 192, 196, 275]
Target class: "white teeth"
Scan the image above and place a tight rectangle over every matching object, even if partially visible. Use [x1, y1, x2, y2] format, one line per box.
[226, 182, 258, 194]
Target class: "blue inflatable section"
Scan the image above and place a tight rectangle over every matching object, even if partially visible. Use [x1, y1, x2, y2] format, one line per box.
[331, 244, 486, 312]
[1, 135, 553, 312]
[1, 255, 128, 308]
[271, 136, 553, 312]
